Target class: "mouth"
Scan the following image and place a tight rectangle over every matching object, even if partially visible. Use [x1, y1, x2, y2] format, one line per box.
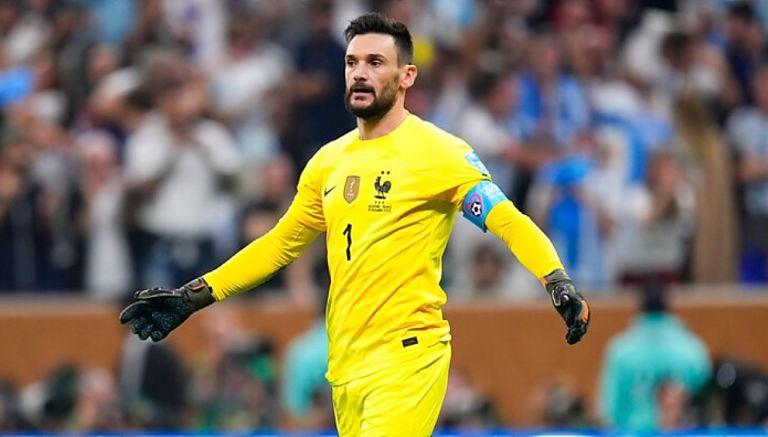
[350, 85, 375, 101]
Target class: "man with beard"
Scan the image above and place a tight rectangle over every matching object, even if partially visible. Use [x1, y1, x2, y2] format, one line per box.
[119, 13, 590, 436]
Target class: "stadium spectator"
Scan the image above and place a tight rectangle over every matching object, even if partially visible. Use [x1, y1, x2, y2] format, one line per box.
[536, 383, 594, 429]
[727, 64, 768, 283]
[0, 379, 24, 431]
[18, 365, 79, 431]
[616, 149, 695, 285]
[0, 141, 37, 291]
[284, 0, 354, 170]
[199, 339, 279, 431]
[73, 368, 122, 432]
[656, 30, 739, 118]
[0, 0, 49, 67]
[123, 52, 240, 287]
[23, 118, 85, 291]
[723, 1, 764, 106]
[516, 32, 591, 152]
[438, 368, 501, 429]
[208, 8, 290, 199]
[79, 0, 138, 46]
[467, 243, 508, 299]
[456, 70, 522, 197]
[281, 317, 333, 428]
[159, 0, 226, 70]
[599, 284, 711, 433]
[237, 154, 322, 306]
[656, 379, 695, 430]
[694, 357, 768, 427]
[187, 306, 247, 425]
[526, 156, 608, 289]
[422, 44, 470, 131]
[122, 0, 176, 66]
[117, 329, 186, 429]
[443, 71, 525, 298]
[76, 130, 132, 301]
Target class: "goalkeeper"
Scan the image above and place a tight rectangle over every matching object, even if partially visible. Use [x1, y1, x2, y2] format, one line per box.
[121, 12, 590, 436]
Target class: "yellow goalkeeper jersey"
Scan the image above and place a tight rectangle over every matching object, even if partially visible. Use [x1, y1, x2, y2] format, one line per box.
[304, 114, 486, 384]
[204, 113, 563, 385]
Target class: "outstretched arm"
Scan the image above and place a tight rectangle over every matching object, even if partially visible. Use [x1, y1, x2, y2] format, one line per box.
[119, 202, 323, 342]
[120, 150, 328, 341]
[203, 209, 323, 300]
[440, 143, 590, 343]
[460, 180, 591, 344]
[485, 200, 563, 279]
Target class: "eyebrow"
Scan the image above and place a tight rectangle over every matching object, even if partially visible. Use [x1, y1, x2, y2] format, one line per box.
[345, 53, 388, 61]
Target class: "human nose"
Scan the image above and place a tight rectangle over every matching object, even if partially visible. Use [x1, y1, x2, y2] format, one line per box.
[351, 63, 369, 82]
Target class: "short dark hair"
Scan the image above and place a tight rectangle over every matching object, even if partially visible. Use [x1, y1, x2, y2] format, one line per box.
[344, 12, 413, 65]
[639, 283, 668, 314]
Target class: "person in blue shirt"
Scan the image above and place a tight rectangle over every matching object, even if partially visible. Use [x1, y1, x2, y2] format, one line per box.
[281, 318, 331, 427]
[599, 284, 711, 432]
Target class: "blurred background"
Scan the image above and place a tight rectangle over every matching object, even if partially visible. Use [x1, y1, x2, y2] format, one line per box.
[1, 0, 768, 434]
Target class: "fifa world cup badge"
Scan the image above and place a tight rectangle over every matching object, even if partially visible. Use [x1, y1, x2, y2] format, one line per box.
[344, 175, 360, 203]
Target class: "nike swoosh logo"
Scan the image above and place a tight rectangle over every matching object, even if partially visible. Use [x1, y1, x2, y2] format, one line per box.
[323, 186, 336, 197]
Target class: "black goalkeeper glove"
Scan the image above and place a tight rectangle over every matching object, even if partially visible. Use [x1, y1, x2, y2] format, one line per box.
[543, 269, 590, 345]
[119, 277, 215, 342]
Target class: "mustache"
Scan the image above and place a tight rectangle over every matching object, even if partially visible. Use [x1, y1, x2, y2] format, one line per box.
[348, 83, 375, 94]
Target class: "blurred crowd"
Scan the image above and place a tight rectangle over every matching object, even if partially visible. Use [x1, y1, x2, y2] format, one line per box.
[0, 303, 507, 433]
[1, 286, 767, 433]
[2, 0, 768, 433]
[2, 0, 768, 299]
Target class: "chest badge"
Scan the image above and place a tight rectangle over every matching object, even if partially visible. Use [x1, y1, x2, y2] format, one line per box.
[344, 175, 361, 203]
[374, 171, 391, 199]
[368, 171, 392, 213]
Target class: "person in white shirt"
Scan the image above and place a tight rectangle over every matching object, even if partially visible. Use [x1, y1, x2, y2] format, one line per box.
[125, 68, 240, 287]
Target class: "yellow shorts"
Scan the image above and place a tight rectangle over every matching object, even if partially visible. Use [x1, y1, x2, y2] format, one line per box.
[331, 341, 451, 437]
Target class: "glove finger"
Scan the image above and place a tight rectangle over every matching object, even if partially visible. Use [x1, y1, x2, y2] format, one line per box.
[150, 329, 166, 342]
[135, 287, 180, 300]
[128, 316, 148, 335]
[566, 323, 587, 344]
[119, 301, 149, 324]
[565, 297, 590, 327]
[129, 316, 154, 335]
[137, 323, 156, 341]
[566, 309, 590, 344]
[147, 308, 181, 333]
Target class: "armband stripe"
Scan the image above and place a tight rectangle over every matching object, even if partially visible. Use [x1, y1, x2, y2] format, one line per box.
[461, 180, 507, 232]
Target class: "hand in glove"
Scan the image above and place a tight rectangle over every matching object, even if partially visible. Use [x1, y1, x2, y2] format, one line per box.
[119, 277, 215, 342]
[543, 269, 590, 344]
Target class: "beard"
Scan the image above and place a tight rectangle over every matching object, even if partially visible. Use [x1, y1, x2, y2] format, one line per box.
[344, 76, 399, 120]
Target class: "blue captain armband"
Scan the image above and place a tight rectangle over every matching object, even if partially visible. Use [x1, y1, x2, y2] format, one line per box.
[461, 180, 508, 232]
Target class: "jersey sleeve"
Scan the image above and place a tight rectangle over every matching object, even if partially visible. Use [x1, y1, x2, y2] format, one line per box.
[429, 139, 491, 208]
[288, 150, 327, 232]
[202, 151, 327, 300]
[485, 200, 564, 279]
[429, 135, 563, 279]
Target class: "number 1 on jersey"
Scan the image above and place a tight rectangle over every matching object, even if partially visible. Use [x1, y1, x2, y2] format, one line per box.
[343, 223, 352, 261]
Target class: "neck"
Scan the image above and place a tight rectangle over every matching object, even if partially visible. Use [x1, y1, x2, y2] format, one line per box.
[356, 102, 407, 140]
